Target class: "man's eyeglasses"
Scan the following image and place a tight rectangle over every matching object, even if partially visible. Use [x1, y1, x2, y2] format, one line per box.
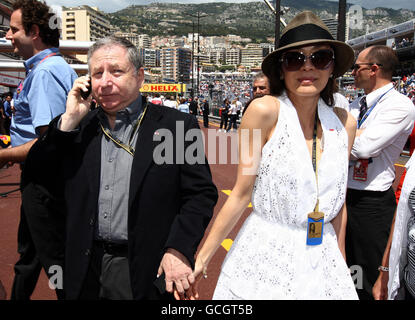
[253, 86, 267, 91]
[351, 62, 383, 71]
[279, 49, 335, 72]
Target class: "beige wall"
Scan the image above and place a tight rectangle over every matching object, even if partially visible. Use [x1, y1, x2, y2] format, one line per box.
[62, 6, 111, 62]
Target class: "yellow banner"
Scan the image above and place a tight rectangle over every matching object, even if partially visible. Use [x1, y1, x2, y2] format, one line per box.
[140, 83, 186, 93]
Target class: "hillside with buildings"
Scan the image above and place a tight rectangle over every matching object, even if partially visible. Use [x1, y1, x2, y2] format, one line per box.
[55, 2, 415, 86]
[107, 1, 415, 42]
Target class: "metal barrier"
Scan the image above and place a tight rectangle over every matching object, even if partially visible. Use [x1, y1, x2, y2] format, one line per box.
[0, 38, 93, 54]
[0, 38, 91, 73]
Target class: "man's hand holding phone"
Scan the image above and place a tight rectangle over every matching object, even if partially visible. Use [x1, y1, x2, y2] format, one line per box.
[60, 75, 93, 132]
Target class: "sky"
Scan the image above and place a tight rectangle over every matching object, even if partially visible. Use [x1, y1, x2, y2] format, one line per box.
[45, 0, 415, 13]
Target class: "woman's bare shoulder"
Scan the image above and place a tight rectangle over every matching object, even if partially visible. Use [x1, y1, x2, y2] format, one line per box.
[244, 95, 280, 120]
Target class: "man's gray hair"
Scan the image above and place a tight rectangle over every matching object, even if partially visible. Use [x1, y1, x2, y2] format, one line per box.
[253, 71, 268, 82]
[87, 36, 143, 73]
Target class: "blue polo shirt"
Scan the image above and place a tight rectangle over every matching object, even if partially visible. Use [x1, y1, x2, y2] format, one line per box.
[11, 47, 77, 147]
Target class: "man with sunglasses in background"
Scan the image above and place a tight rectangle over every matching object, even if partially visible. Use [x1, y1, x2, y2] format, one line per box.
[345, 45, 415, 300]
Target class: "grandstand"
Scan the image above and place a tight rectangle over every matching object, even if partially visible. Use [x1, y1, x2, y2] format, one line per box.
[199, 72, 256, 115]
[347, 19, 415, 76]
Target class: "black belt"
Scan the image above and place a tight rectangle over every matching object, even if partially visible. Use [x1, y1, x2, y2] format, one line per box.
[347, 187, 393, 197]
[93, 240, 128, 257]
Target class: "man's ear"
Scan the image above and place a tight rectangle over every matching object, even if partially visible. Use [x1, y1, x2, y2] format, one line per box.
[29, 24, 40, 40]
[137, 67, 145, 88]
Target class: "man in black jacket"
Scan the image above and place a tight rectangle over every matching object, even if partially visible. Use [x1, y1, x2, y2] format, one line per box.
[40, 36, 218, 300]
[189, 97, 198, 117]
[202, 99, 209, 128]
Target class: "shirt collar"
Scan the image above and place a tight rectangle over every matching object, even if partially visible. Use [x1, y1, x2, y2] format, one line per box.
[24, 47, 60, 73]
[124, 95, 142, 122]
[97, 95, 143, 127]
[365, 83, 393, 108]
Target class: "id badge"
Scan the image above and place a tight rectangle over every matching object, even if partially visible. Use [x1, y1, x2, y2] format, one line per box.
[307, 211, 324, 246]
[353, 159, 369, 181]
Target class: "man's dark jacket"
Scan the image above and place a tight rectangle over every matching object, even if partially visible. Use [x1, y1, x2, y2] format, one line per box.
[39, 97, 218, 299]
[189, 100, 198, 115]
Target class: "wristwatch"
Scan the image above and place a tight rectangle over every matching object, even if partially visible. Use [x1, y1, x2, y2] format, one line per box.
[378, 265, 389, 272]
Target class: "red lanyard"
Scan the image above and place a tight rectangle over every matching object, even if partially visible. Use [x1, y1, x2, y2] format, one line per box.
[38, 52, 58, 64]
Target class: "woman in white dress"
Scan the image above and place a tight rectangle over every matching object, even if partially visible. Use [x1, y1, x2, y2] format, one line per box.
[372, 153, 415, 300]
[188, 11, 358, 300]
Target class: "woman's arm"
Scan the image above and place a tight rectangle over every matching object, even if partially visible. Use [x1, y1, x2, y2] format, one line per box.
[372, 210, 396, 300]
[331, 203, 348, 260]
[188, 96, 280, 299]
[331, 108, 357, 258]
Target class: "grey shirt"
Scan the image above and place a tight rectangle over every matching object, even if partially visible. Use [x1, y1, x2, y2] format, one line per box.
[95, 97, 143, 243]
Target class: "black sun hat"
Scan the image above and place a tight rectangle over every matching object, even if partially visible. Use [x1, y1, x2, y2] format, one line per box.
[262, 11, 355, 78]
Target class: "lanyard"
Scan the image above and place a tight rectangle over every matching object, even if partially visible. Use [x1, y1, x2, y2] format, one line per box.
[312, 110, 321, 212]
[100, 105, 148, 156]
[39, 52, 59, 64]
[358, 87, 393, 128]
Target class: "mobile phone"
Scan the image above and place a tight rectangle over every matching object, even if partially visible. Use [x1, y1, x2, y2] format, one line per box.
[80, 77, 91, 100]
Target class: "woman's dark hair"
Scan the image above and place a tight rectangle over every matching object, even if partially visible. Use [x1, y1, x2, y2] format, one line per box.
[13, 0, 60, 48]
[268, 47, 338, 107]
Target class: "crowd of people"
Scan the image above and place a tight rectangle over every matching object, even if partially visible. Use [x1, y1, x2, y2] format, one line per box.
[392, 38, 414, 50]
[1, 1, 415, 302]
[396, 73, 415, 104]
[199, 79, 252, 103]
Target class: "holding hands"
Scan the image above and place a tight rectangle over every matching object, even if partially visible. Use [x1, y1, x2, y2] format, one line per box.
[158, 248, 198, 300]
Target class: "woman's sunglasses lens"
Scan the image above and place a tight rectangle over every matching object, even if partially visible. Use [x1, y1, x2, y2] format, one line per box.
[282, 50, 334, 71]
[311, 50, 334, 69]
[283, 52, 304, 71]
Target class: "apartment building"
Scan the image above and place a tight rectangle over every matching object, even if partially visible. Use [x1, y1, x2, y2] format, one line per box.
[206, 48, 226, 65]
[139, 48, 159, 68]
[62, 5, 111, 42]
[240, 43, 263, 68]
[0, 0, 11, 38]
[225, 47, 241, 66]
[160, 47, 191, 83]
[260, 43, 275, 58]
[113, 32, 151, 49]
[322, 18, 338, 40]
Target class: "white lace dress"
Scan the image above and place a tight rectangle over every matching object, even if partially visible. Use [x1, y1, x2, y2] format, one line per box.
[388, 154, 415, 299]
[213, 94, 358, 300]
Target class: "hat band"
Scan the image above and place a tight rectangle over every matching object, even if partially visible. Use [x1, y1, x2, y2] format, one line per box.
[279, 24, 334, 49]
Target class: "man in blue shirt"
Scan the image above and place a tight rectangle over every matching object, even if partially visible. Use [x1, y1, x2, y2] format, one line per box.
[1, 0, 77, 300]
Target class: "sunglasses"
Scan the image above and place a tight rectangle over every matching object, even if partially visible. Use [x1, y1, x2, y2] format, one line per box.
[280, 49, 335, 71]
[351, 62, 383, 71]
